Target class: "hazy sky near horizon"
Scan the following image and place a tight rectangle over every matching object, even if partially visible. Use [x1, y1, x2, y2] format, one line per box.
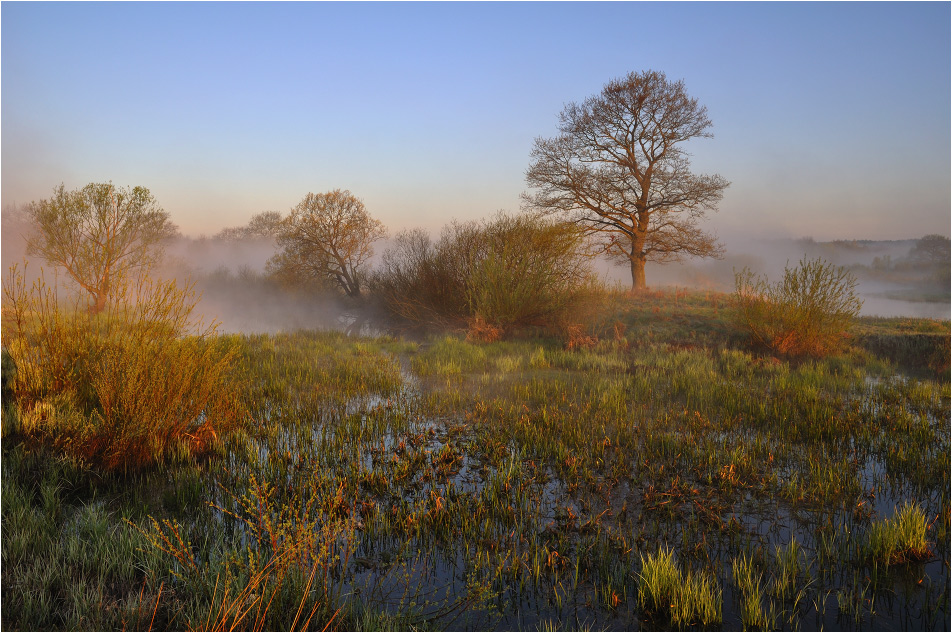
[2, 1, 949, 242]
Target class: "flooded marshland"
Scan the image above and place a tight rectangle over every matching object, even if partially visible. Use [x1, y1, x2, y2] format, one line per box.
[3, 293, 949, 631]
[153, 317, 949, 630]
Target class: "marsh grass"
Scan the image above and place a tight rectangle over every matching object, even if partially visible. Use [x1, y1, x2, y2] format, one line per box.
[856, 317, 951, 377]
[863, 502, 932, 567]
[0, 445, 165, 630]
[772, 538, 805, 599]
[732, 553, 777, 630]
[134, 471, 356, 630]
[637, 547, 722, 626]
[731, 543, 815, 630]
[2, 288, 949, 630]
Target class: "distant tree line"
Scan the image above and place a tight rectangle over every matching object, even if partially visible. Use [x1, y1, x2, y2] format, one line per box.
[869, 235, 949, 282]
[14, 69, 731, 309]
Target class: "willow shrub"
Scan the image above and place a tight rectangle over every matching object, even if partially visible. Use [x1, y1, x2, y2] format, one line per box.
[2, 264, 243, 471]
[733, 257, 862, 358]
[373, 213, 605, 339]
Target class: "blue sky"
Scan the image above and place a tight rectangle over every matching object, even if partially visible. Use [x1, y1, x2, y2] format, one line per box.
[2, 1, 949, 241]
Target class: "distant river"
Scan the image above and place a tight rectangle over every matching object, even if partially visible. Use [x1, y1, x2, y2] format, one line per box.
[860, 295, 950, 320]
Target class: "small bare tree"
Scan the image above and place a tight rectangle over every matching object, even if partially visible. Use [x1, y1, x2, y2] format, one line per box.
[25, 182, 177, 313]
[525, 70, 729, 291]
[268, 190, 386, 298]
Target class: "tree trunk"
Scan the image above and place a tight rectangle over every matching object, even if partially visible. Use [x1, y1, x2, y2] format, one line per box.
[88, 290, 108, 315]
[335, 258, 361, 298]
[629, 256, 647, 292]
[629, 231, 647, 291]
[88, 270, 110, 314]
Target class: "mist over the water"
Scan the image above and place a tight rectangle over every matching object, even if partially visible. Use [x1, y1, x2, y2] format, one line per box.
[160, 236, 361, 334]
[3, 204, 949, 330]
[0, 211, 355, 334]
[597, 233, 951, 321]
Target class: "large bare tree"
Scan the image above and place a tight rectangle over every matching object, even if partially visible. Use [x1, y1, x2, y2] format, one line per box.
[25, 182, 177, 313]
[524, 70, 729, 291]
[268, 189, 386, 297]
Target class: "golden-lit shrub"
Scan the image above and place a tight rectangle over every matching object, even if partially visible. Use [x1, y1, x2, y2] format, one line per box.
[2, 264, 244, 471]
[374, 213, 605, 338]
[138, 475, 348, 631]
[733, 257, 862, 358]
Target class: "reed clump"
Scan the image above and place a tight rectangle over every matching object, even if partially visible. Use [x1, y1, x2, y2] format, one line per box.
[637, 547, 722, 626]
[732, 553, 781, 630]
[863, 502, 932, 566]
[733, 257, 862, 357]
[3, 264, 243, 471]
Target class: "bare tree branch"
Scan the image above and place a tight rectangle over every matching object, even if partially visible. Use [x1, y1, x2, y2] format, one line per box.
[524, 70, 729, 290]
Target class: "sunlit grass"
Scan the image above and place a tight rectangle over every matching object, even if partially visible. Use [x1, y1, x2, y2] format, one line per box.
[0, 446, 165, 630]
[863, 502, 932, 567]
[637, 547, 722, 626]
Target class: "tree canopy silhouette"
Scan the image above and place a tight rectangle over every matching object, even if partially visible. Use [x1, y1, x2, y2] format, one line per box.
[268, 189, 386, 298]
[25, 182, 177, 313]
[525, 70, 729, 290]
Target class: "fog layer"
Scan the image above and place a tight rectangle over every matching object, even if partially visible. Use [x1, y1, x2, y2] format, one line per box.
[598, 235, 950, 320]
[3, 204, 949, 331]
